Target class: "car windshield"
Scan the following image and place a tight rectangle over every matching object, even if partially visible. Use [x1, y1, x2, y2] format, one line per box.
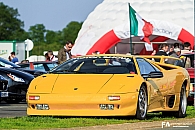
[50, 56, 137, 74]
[0, 57, 20, 68]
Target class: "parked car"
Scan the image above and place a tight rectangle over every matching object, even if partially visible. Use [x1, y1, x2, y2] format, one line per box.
[0, 67, 34, 103]
[18, 61, 58, 72]
[0, 57, 47, 77]
[27, 54, 189, 119]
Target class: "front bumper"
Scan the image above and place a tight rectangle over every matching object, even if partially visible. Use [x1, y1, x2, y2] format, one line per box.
[0, 91, 26, 100]
[27, 93, 138, 116]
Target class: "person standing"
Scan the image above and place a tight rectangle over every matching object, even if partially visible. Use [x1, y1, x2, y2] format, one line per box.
[166, 48, 181, 65]
[155, 43, 169, 56]
[47, 50, 58, 62]
[44, 53, 50, 61]
[10, 52, 19, 64]
[58, 41, 73, 64]
[181, 42, 191, 54]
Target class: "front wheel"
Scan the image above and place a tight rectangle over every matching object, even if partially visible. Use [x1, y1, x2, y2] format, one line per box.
[174, 85, 187, 118]
[136, 85, 148, 120]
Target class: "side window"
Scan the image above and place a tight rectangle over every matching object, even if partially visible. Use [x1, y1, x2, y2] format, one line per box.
[136, 58, 157, 75]
[34, 64, 45, 71]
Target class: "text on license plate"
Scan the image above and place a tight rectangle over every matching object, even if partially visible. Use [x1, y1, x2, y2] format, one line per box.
[0, 92, 8, 97]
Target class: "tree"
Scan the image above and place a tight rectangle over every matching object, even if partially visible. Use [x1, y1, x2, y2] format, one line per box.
[0, 2, 25, 40]
[62, 21, 83, 44]
[28, 24, 46, 44]
[45, 30, 57, 44]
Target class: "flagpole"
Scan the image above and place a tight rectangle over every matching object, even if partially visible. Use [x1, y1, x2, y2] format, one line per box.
[128, 3, 133, 55]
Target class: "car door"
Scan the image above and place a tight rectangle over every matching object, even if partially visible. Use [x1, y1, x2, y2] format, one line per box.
[136, 58, 167, 110]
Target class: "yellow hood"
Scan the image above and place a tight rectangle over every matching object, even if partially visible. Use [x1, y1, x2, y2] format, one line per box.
[52, 74, 113, 94]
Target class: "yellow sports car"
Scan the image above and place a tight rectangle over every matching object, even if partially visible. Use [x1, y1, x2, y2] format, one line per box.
[27, 54, 190, 120]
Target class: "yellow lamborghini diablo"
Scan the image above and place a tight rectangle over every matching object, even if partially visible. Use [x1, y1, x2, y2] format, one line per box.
[27, 54, 190, 119]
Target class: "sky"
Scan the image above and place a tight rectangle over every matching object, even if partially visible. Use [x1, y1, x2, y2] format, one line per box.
[0, 0, 103, 31]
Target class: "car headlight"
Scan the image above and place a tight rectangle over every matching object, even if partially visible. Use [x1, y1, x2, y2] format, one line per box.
[0, 75, 6, 80]
[7, 74, 25, 82]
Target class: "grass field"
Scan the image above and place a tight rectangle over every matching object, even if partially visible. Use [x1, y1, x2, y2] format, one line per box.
[0, 106, 194, 129]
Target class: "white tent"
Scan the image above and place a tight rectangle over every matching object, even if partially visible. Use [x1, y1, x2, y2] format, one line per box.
[72, 0, 194, 55]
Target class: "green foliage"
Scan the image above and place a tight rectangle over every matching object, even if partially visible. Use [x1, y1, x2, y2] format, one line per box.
[28, 24, 46, 43]
[0, 2, 25, 40]
[0, 3, 83, 56]
[62, 21, 83, 44]
[30, 42, 62, 55]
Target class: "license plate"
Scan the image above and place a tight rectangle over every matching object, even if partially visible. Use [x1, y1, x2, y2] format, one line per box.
[0, 92, 8, 97]
[36, 104, 49, 110]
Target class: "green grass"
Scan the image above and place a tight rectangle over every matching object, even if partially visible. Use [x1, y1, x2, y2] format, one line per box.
[0, 106, 195, 129]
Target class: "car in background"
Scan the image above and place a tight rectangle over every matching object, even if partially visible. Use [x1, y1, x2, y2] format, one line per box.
[18, 61, 58, 72]
[27, 54, 189, 119]
[0, 57, 47, 77]
[0, 67, 34, 103]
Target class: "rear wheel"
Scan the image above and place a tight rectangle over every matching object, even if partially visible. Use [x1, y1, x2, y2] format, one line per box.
[136, 85, 148, 120]
[174, 85, 187, 118]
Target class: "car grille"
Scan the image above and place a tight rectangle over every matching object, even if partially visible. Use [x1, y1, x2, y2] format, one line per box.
[0, 81, 8, 91]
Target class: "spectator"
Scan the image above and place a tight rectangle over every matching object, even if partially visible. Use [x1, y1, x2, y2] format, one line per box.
[170, 48, 181, 58]
[168, 45, 174, 55]
[181, 42, 192, 68]
[10, 52, 19, 64]
[183, 42, 191, 50]
[44, 53, 50, 61]
[155, 43, 169, 56]
[173, 42, 180, 49]
[167, 48, 181, 65]
[58, 41, 73, 64]
[8, 56, 12, 61]
[181, 42, 191, 54]
[47, 50, 58, 62]
[154, 43, 169, 62]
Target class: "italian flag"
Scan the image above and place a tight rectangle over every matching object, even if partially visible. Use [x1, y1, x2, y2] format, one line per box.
[72, 4, 192, 55]
[129, 5, 153, 44]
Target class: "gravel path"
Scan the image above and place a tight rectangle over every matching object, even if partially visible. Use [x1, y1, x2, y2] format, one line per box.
[45, 118, 195, 130]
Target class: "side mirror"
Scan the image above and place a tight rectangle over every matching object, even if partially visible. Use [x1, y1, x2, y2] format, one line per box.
[142, 71, 163, 79]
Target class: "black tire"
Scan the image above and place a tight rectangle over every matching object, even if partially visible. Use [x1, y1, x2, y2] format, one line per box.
[174, 84, 187, 118]
[136, 85, 148, 120]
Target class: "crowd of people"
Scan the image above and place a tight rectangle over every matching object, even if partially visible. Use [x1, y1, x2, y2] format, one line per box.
[42, 41, 193, 65]
[8, 41, 193, 66]
[151, 42, 192, 57]
[44, 41, 74, 64]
